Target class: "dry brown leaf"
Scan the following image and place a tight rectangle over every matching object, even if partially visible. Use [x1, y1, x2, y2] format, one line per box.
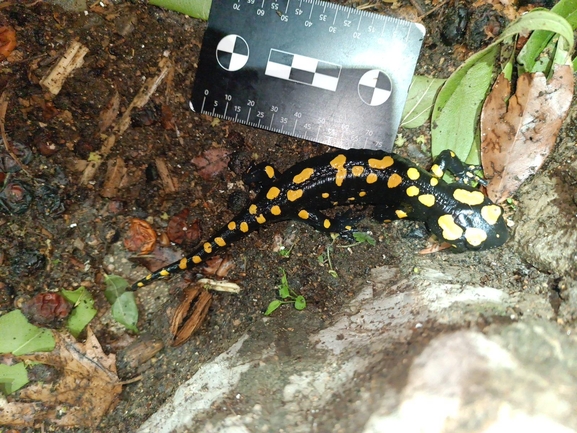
[191, 148, 231, 180]
[480, 64, 574, 203]
[124, 218, 157, 255]
[1, 328, 121, 428]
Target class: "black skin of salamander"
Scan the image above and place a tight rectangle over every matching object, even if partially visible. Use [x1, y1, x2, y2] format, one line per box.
[130, 149, 508, 290]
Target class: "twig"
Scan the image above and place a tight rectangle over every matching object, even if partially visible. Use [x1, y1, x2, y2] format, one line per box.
[418, 0, 450, 20]
[0, 90, 32, 177]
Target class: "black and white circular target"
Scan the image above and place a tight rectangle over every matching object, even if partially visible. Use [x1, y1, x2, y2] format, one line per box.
[358, 70, 392, 106]
[216, 34, 249, 72]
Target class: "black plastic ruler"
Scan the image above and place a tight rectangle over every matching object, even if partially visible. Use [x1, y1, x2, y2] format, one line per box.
[190, 0, 425, 150]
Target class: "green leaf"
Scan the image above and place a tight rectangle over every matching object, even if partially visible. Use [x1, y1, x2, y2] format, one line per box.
[0, 362, 29, 395]
[294, 296, 307, 311]
[279, 285, 290, 299]
[432, 9, 576, 165]
[264, 300, 282, 316]
[432, 47, 498, 164]
[517, 2, 576, 74]
[149, 0, 211, 20]
[104, 274, 130, 304]
[111, 292, 139, 333]
[401, 76, 445, 128]
[353, 232, 376, 246]
[278, 268, 290, 298]
[0, 310, 55, 355]
[62, 287, 97, 338]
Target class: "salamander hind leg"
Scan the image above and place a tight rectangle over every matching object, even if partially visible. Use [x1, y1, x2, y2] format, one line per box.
[373, 203, 414, 223]
[294, 208, 364, 241]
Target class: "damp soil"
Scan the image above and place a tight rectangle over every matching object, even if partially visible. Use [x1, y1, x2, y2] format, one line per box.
[0, 1, 560, 432]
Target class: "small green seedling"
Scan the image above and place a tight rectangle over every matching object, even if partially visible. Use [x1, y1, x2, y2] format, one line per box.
[317, 243, 338, 278]
[506, 198, 518, 211]
[278, 244, 294, 258]
[264, 268, 307, 316]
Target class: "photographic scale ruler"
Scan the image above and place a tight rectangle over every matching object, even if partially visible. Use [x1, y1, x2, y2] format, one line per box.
[190, 0, 425, 150]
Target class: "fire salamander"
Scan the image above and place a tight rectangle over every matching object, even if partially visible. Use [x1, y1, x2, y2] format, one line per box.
[130, 149, 508, 290]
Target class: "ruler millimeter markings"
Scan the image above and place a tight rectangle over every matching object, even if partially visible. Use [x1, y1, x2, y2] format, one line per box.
[191, 0, 425, 150]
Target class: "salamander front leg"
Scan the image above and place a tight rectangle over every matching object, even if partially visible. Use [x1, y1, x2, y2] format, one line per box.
[430, 150, 487, 186]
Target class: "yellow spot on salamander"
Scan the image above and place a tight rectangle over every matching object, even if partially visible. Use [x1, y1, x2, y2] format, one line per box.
[453, 189, 485, 206]
[249, 204, 258, 215]
[240, 222, 249, 232]
[271, 205, 281, 216]
[192, 255, 202, 264]
[481, 205, 502, 225]
[287, 189, 303, 201]
[418, 194, 435, 207]
[267, 187, 281, 200]
[323, 219, 331, 228]
[352, 165, 364, 176]
[265, 165, 275, 178]
[204, 242, 212, 253]
[145, 274, 152, 280]
[438, 214, 463, 241]
[179, 258, 188, 270]
[330, 154, 347, 187]
[387, 173, 402, 188]
[256, 214, 266, 224]
[464, 227, 487, 246]
[137, 281, 145, 287]
[348, 197, 355, 201]
[368, 155, 394, 170]
[431, 164, 443, 178]
[359, 191, 366, 197]
[228, 221, 237, 230]
[322, 192, 330, 198]
[406, 186, 419, 197]
[366, 173, 378, 184]
[215, 237, 226, 247]
[293, 167, 314, 184]
[430, 177, 439, 187]
[407, 167, 420, 180]
[160, 269, 170, 277]
[298, 210, 309, 219]
[396, 210, 408, 219]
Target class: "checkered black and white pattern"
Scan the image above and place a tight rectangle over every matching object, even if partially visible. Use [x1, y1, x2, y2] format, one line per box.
[358, 70, 392, 106]
[265, 49, 341, 91]
[216, 34, 249, 72]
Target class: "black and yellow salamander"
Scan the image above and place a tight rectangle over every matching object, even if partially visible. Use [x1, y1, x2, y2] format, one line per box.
[130, 149, 508, 290]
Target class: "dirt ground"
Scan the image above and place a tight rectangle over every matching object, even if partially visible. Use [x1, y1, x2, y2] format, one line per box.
[0, 0, 565, 432]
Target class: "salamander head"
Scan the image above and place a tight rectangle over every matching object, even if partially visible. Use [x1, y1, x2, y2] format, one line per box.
[428, 185, 509, 252]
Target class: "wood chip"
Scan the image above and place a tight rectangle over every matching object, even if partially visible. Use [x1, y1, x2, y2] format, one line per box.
[40, 41, 89, 96]
[155, 157, 178, 194]
[100, 157, 127, 198]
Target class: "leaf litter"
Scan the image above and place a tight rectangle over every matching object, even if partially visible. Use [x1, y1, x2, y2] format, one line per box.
[1, 327, 122, 428]
[480, 64, 574, 203]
